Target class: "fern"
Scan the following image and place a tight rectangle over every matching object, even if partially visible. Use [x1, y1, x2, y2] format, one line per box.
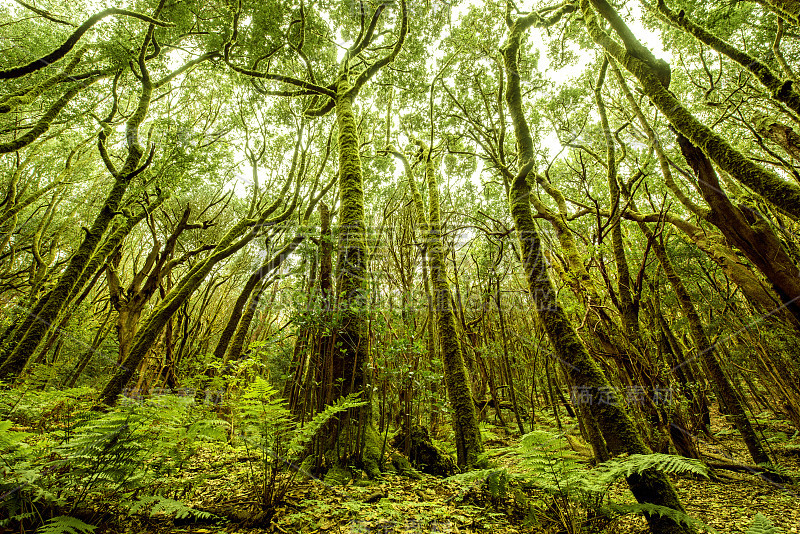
[747, 513, 783, 534]
[604, 503, 717, 533]
[592, 453, 709, 485]
[449, 430, 714, 534]
[485, 469, 509, 501]
[288, 392, 367, 456]
[53, 408, 148, 498]
[35, 516, 96, 534]
[129, 496, 217, 521]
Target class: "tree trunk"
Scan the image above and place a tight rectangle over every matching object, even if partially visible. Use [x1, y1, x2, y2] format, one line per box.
[501, 11, 691, 533]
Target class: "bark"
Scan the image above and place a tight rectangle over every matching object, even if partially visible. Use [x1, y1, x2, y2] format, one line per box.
[656, 0, 800, 116]
[0, 59, 153, 380]
[421, 142, 484, 468]
[501, 10, 691, 534]
[581, 0, 800, 220]
[754, 113, 800, 162]
[644, 215, 772, 466]
[316, 76, 375, 470]
[0, 8, 171, 80]
[98, 171, 299, 406]
[677, 134, 800, 326]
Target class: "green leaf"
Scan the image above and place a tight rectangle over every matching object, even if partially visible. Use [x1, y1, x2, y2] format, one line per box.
[746, 513, 784, 534]
[35, 516, 96, 534]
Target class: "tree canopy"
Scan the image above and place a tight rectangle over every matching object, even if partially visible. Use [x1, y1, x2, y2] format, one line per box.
[2, 0, 800, 532]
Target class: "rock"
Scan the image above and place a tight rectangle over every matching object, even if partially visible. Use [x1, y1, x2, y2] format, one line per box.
[391, 425, 456, 476]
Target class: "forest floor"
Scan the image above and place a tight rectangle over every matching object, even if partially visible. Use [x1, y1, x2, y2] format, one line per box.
[113, 410, 800, 534]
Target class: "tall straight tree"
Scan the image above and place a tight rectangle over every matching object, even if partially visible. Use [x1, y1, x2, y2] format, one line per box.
[224, 0, 407, 471]
[419, 141, 484, 468]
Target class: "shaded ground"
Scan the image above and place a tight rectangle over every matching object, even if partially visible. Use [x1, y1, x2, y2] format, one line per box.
[112, 411, 800, 534]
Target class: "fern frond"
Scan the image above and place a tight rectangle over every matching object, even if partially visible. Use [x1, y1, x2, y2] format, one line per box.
[130, 496, 218, 521]
[446, 468, 503, 483]
[747, 513, 783, 534]
[604, 502, 717, 533]
[287, 393, 367, 456]
[35, 516, 96, 534]
[597, 454, 709, 484]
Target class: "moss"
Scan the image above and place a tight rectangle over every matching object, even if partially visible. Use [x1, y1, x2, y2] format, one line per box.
[99, 217, 260, 406]
[421, 144, 483, 469]
[766, 0, 800, 25]
[582, 0, 800, 220]
[0, 78, 98, 154]
[213, 267, 266, 362]
[391, 425, 456, 476]
[0, 50, 85, 114]
[657, 0, 800, 115]
[335, 83, 367, 304]
[505, 9, 692, 533]
[390, 452, 422, 479]
[361, 424, 383, 478]
[0, 173, 132, 380]
[323, 464, 352, 486]
[224, 284, 265, 365]
[100, 172, 299, 405]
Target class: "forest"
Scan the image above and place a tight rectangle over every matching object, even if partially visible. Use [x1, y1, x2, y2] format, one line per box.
[1, 0, 800, 532]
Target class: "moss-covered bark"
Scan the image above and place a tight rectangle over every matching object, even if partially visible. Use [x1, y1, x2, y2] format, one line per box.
[595, 58, 638, 338]
[0, 75, 104, 155]
[323, 76, 374, 465]
[420, 143, 484, 469]
[656, 0, 800, 116]
[98, 174, 300, 406]
[0, 55, 153, 380]
[677, 134, 800, 325]
[501, 10, 691, 534]
[580, 0, 800, 221]
[0, 49, 86, 114]
[0, 8, 172, 80]
[646, 217, 772, 466]
[753, 113, 800, 163]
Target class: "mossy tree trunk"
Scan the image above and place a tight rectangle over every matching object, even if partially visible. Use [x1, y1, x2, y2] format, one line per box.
[224, 235, 305, 366]
[97, 173, 300, 407]
[417, 142, 484, 468]
[610, 63, 792, 323]
[326, 78, 372, 464]
[581, 0, 800, 221]
[0, 24, 156, 381]
[223, 0, 407, 475]
[501, 8, 691, 534]
[676, 133, 800, 326]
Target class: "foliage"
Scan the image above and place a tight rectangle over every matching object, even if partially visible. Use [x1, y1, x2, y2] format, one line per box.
[746, 513, 783, 534]
[35, 516, 96, 534]
[236, 376, 367, 510]
[0, 389, 219, 531]
[2, 0, 800, 530]
[449, 429, 713, 533]
[128, 496, 217, 521]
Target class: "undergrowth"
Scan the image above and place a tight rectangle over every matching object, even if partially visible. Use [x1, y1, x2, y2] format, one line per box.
[0, 377, 363, 533]
[448, 429, 714, 533]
